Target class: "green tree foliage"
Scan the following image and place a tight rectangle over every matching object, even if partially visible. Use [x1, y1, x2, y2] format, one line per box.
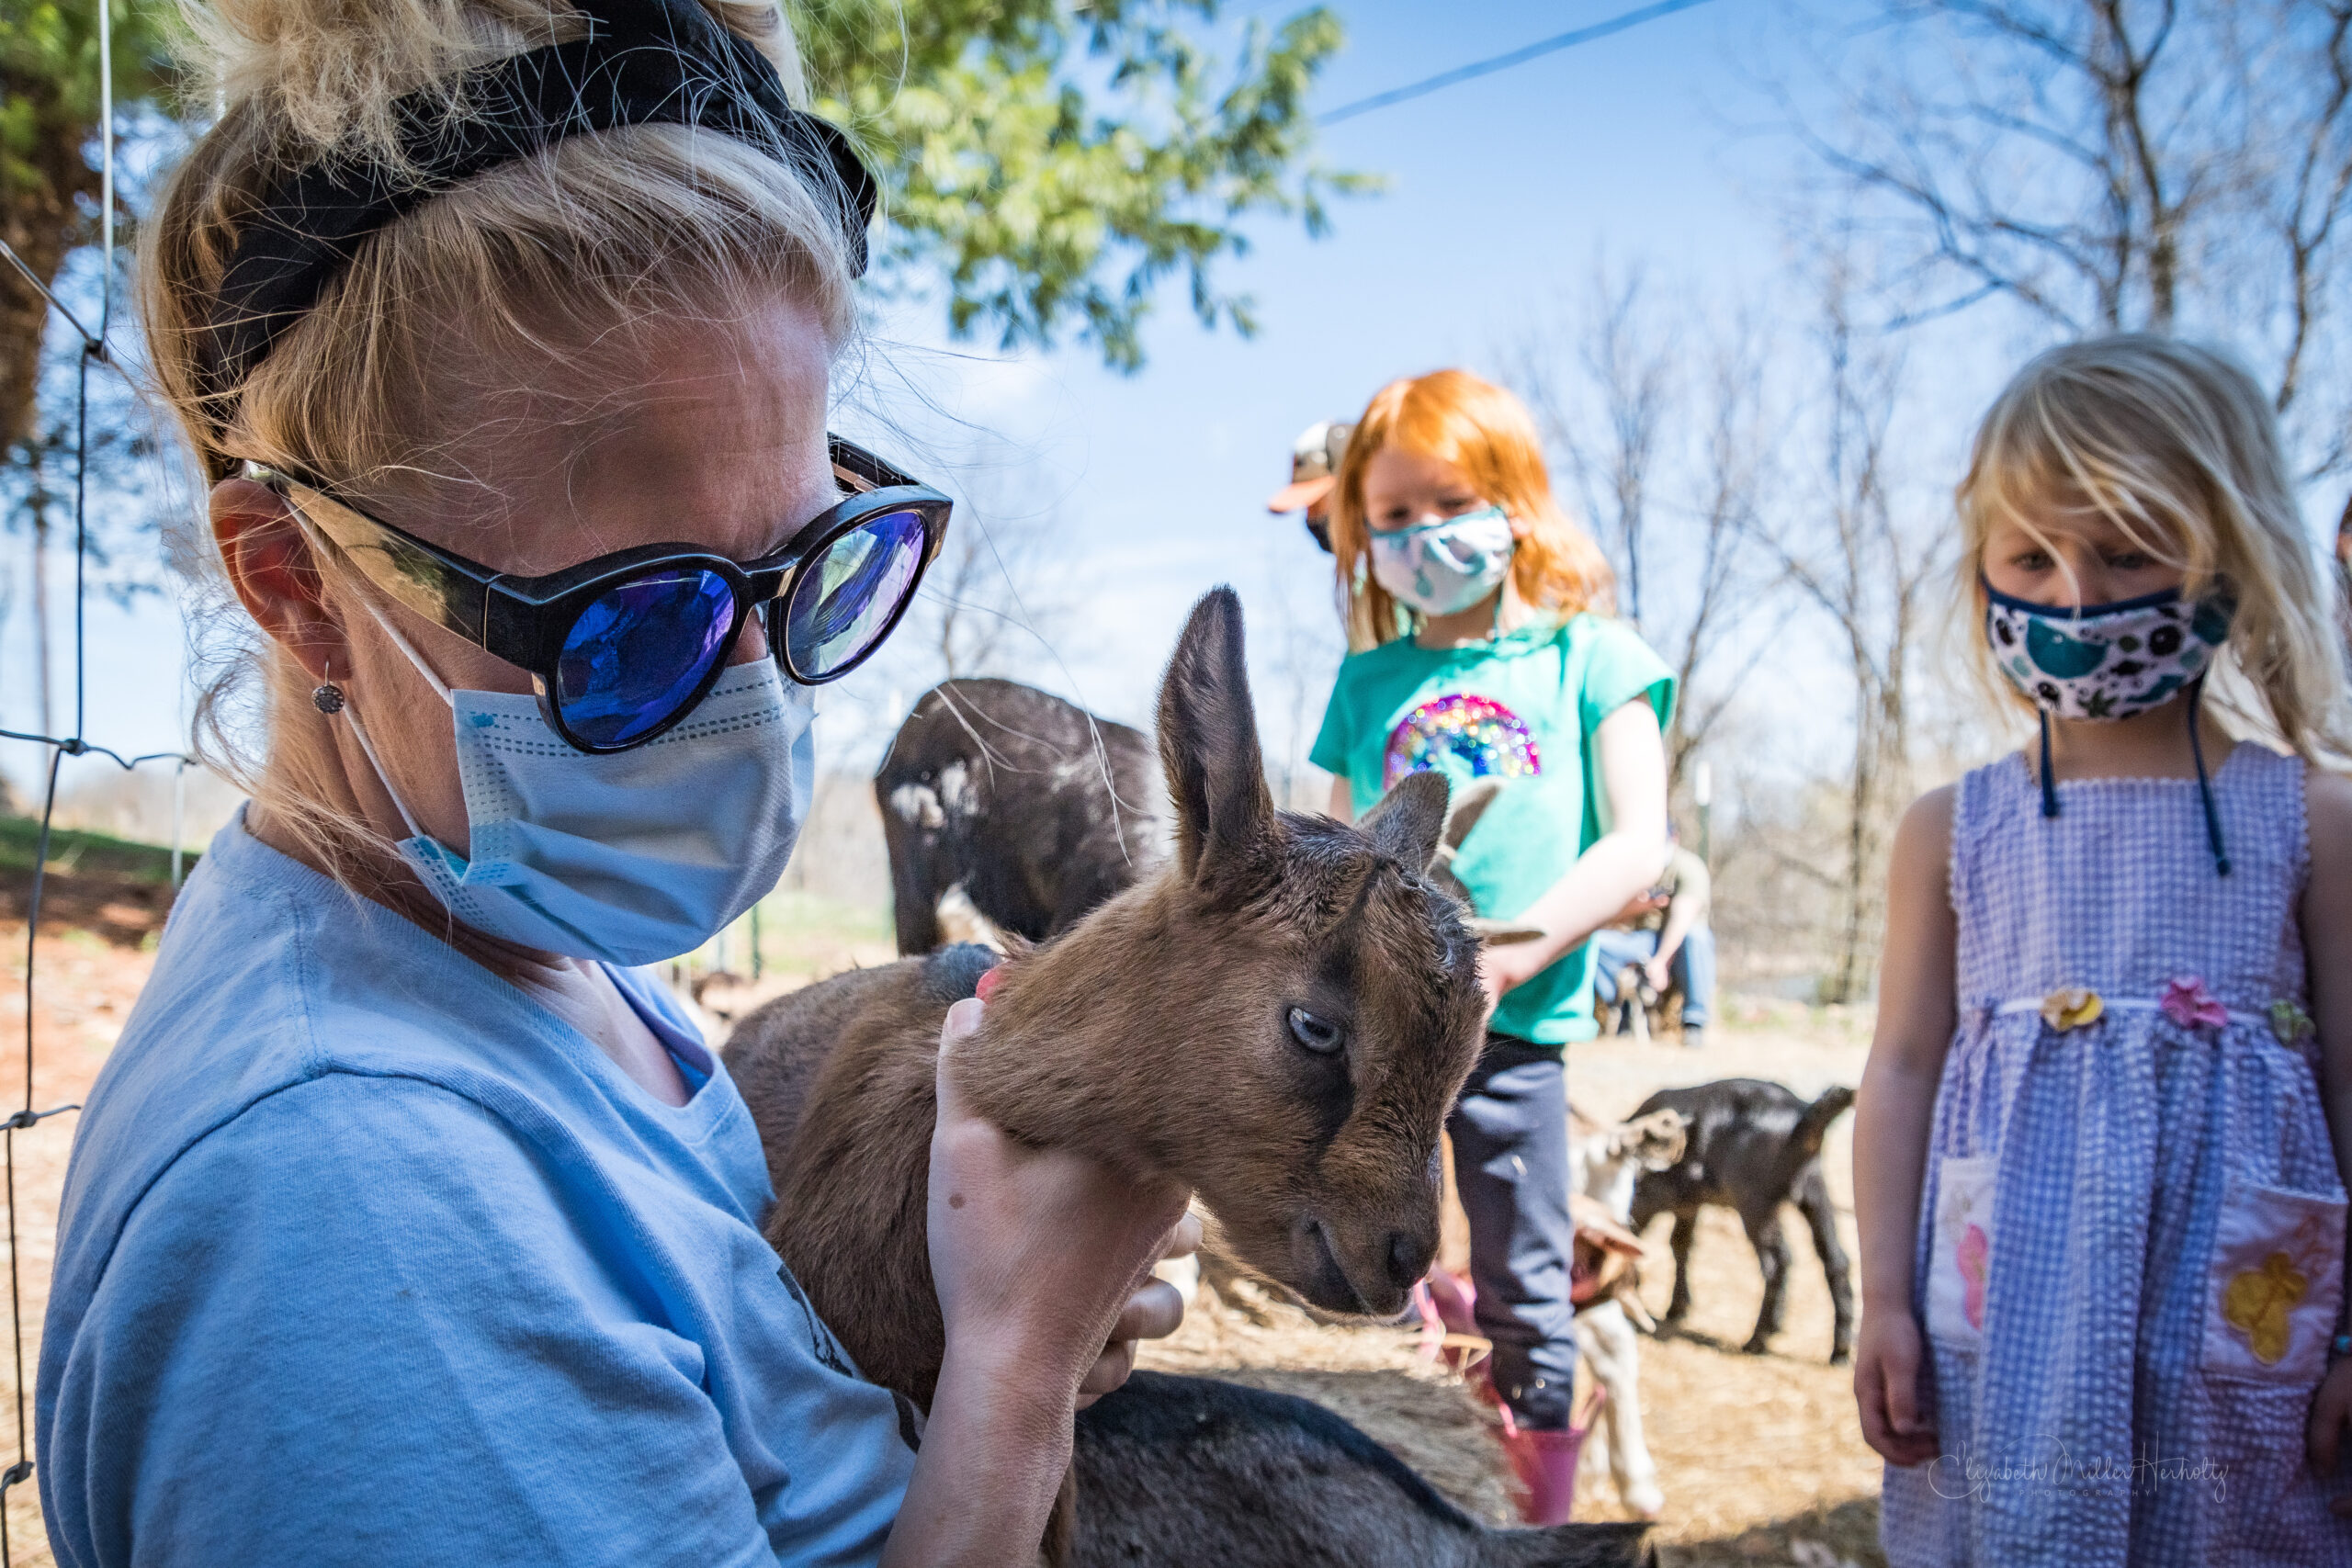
[0, 0, 176, 449]
[794, 0, 1374, 371]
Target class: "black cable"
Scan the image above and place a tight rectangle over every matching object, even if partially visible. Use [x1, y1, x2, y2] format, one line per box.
[1316, 0, 1725, 127]
[0, 239, 102, 359]
[74, 349, 89, 742]
[0, 731, 192, 771]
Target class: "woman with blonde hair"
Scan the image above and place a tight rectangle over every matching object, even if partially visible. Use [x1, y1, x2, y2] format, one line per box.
[1854, 334, 2352, 1562]
[36, 2, 1193, 1562]
[1310, 368, 1674, 1522]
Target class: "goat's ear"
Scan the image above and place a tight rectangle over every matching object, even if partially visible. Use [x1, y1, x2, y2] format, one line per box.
[1158, 588, 1277, 888]
[1442, 777, 1507, 852]
[1359, 770, 1450, 874]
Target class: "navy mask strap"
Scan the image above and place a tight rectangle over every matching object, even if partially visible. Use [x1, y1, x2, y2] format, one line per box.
[2039, 710, 2060, 819]
[2040, 680, 2232, 875]
[2186, 677, 2232, 875]
[202, 0, 876, 403]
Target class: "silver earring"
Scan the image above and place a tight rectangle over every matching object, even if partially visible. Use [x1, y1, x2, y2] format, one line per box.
[312, 659, 345, 715]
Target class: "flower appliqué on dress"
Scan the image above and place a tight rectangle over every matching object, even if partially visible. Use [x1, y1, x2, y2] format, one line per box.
[2222, 1251, 2312, 1365]
[2041, 987, 2104, 1031]
[2270, 999, 2317, 1047]
[2161, 976, 2229, 1032]
[1955, 1223, 1990, 1332]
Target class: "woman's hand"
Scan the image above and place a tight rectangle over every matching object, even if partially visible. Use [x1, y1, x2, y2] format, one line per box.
[883, 998, 1194, 1567]
[1853, 1308, 1938, 1467]
[1078, 1214, 1203, 1408]
[927, 997, 1193, 1412]
[2307, 1356, 2352, 1512]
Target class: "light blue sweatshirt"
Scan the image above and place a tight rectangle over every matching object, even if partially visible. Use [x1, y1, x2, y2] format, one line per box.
[37, 811, 915, 1566]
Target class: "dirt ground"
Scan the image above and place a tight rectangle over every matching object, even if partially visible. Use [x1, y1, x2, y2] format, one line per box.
[0, 866, 1886, 1567]
[0, 915, 159, 1568]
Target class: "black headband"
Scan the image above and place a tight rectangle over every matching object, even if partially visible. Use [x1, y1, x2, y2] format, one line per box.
[203, 0, 876, 399]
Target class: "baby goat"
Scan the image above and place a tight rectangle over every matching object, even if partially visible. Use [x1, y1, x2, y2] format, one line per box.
[728, 591, 1645, 1566]
[1628, 1079, 1856, 1364]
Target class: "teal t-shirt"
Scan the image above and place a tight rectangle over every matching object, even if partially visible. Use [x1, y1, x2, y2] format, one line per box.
[1309, 614, 1676, 1046]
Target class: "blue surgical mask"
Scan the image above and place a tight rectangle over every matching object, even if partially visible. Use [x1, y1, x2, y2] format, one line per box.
[1370, 505, 1516, 617]
[345, 611, 815, 965]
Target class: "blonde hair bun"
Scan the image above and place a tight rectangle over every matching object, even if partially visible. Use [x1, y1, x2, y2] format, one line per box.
[189, 0, 804, 170]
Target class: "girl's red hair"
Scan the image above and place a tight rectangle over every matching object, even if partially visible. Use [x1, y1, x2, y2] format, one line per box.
[1329, 369, 1614, 646]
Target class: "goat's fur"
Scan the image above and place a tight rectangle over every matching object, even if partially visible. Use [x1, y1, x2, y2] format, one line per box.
[876, 678, 1164, 955]
[729, 592, 1647, 1562]
[1565, 1107, 1687, 1521]
[1628, 1079, 1857, 1364]
[1073, 1373, 1654, 1566]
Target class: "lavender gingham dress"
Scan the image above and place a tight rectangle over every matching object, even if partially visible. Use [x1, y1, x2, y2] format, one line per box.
[1880, 743, 2352, 1567]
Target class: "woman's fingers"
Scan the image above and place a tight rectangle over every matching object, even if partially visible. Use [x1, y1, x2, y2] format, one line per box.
[1162, 1211, 1204, 1262]
[1074, 1339, 1135, 1407]
[1074, 1279, 1187, 1408]
[932, 997, 983, 1124]
[1111, 1277, 1185, 1346]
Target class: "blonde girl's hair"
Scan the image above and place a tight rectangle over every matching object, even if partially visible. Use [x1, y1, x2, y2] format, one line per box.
[1957, 333, 2352, 767]
[146, 0, 860, 884]
[1328, 369, 1615, 649]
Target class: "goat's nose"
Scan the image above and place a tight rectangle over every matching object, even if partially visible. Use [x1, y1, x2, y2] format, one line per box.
[1385, 1229, 1433, 1292]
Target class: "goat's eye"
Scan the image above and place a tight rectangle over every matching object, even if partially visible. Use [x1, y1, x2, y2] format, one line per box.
[1287, 1007, 1346, 1055]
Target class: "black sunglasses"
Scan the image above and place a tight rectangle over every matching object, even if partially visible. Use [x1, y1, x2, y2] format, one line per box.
[251, 437, 951, 753]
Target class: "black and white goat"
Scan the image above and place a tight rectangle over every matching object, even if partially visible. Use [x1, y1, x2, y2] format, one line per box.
[875, 678, 1165, 955]
[1627, 1079, 1856, 1365]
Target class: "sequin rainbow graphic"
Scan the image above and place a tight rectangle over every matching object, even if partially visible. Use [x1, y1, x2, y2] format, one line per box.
[1383, 694, 1542, 789]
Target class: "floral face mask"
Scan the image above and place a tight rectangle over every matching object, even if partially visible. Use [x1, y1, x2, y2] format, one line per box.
[1983, 578, 2237, 873]
[1984, 582, 2233, 721]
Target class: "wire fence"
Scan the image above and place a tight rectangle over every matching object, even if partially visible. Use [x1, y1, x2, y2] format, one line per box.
[1, 2, 197, 1559]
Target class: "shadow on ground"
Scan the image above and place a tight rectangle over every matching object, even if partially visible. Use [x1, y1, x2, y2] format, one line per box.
[1657, 1496, 1883, 1567]
[0, 818, 186, 947]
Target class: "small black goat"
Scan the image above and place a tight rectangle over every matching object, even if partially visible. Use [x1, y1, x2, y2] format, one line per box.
[1627, 1079, 1856, 1365]
[875, 678, 1163, 955]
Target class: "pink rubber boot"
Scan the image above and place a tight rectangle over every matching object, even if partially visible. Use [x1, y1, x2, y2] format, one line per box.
[1413, 1269, 1486, 1377]
[1496, 1386, 1605, 1526]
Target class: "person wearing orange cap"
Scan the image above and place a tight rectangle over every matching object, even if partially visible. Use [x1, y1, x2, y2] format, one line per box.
[1267, 420, 1353, 552]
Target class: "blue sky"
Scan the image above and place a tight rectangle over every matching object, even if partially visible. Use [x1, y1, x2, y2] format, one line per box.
[2, 0, 1815, 810]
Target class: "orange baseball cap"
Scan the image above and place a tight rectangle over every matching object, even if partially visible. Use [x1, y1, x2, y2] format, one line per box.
[1266, 420, 1353, 513]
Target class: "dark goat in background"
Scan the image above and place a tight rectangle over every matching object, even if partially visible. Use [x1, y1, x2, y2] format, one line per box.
[876, 678, 1163, 955]
[876, 682, 1535, 957]
[1627, 1079, 1857, 1365]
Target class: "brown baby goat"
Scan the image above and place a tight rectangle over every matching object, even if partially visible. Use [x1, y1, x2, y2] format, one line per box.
[727, 591, 1648, 1566]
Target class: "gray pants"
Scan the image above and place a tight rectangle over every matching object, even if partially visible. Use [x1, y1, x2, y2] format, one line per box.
[1447, 1034, 1577, 1427]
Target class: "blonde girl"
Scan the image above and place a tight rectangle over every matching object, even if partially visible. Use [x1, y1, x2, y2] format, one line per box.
[1855, 334, 2352, 1563]
[1310, 368, 1673, 1522]
[37, 3, 1193, 1563]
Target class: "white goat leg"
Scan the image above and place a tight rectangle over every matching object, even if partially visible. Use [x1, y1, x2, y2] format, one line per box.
[1573, 1300, 1663, 1520]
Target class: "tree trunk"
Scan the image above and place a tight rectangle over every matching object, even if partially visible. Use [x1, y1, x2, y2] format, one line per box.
[1, 215, 72, 458]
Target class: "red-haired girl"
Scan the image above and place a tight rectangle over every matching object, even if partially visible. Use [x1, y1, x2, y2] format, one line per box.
[1310, 368, 1674, 1522]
